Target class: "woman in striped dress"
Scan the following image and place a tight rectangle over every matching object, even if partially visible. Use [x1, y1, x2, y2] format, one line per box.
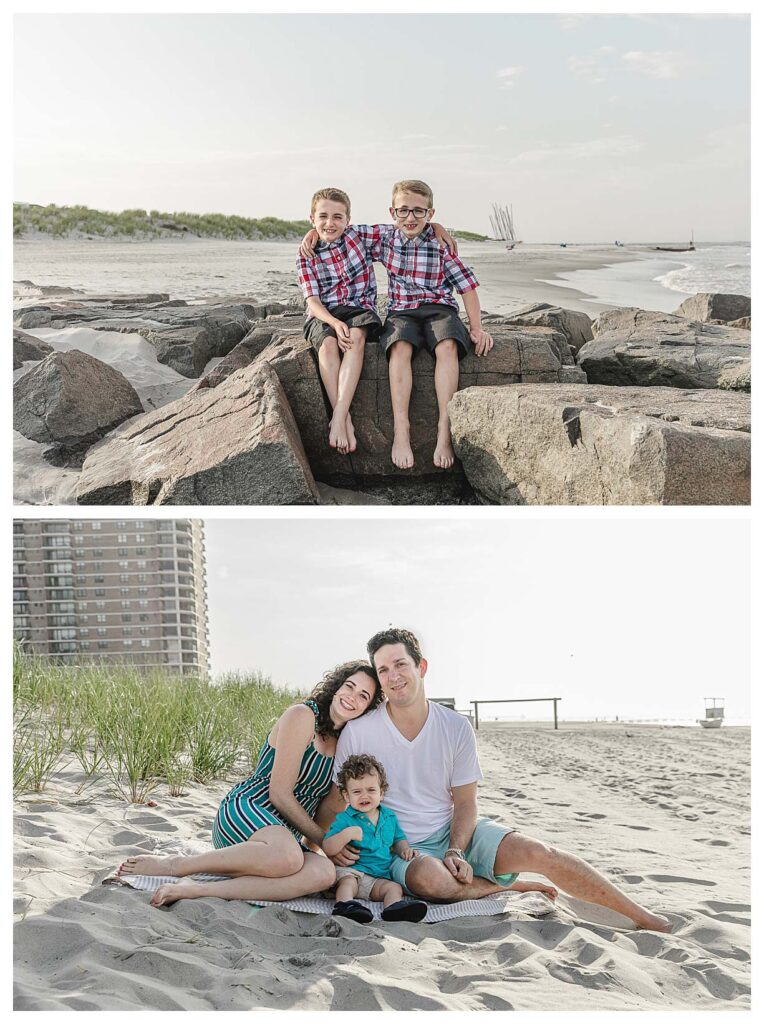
[118, 661, 382, 907]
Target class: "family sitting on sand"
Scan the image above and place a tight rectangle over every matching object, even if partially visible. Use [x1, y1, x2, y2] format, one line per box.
[118, 627, 671, 933]
[295, 180, 494, 469]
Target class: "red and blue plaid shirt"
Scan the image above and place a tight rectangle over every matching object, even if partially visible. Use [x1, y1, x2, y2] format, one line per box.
[356, 223, 479, 313]
[296, 226, 377, 317]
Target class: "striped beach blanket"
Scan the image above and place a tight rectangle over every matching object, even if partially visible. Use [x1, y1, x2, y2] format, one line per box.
[117, 872, 555, 923]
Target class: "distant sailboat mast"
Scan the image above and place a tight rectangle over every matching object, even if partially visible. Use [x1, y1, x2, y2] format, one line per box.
[490, 202, 517, 247]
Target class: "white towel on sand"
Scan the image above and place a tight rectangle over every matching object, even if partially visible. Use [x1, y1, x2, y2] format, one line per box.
[117, 872, 555, 923]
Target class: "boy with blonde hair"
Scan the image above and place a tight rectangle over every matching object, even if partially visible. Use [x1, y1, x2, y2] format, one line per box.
[296, 187, 382, 454]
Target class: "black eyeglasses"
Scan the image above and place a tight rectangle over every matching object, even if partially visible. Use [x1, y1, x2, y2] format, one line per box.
[393, 207, 430, 220]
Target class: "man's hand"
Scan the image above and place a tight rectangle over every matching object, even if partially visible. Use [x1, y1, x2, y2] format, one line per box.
[329, 842, 361, 868]
[333, 319, 352, 351]
[300, 229, 320, 259]
[469, 326, 494, 357]
[443, 852, 473, 884]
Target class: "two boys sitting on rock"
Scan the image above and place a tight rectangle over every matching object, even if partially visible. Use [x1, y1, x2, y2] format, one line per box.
[296, 180, 494, 469]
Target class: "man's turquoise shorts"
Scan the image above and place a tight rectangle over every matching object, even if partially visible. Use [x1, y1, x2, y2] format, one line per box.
[388, 818, 518, 893]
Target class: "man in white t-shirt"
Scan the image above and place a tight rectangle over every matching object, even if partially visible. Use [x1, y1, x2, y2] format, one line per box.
[317, 627, 671, 932]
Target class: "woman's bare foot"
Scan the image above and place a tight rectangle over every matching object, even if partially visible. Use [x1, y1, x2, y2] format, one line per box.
[118, 855, 179, 878]
[329, 414, 349, 453]
[345, 414, 357, 453]
[635, 910, 673, 933]
[433, 430, 455, 469]
[151, 879, 203, 907]
[392, 430, 414, 469]
[509, 879, 559, 900]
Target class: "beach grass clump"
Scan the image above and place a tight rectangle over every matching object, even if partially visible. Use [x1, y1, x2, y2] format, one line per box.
[12, 647, 296, 802]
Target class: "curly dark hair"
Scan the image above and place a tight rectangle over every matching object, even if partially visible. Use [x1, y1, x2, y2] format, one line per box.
[308, 660, 382, 739]
[337, 753, 389, 795]
[366, 627, 423, 668]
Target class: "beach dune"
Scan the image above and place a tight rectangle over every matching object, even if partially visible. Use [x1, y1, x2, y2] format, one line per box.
[13, 723, 750, 1010]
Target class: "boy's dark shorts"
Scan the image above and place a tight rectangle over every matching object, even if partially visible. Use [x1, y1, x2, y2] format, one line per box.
[379, 303, 471, 360]
[303, 304, 382, 351]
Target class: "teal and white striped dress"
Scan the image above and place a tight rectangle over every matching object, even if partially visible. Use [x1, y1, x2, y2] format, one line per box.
[212, 699, 334, 848]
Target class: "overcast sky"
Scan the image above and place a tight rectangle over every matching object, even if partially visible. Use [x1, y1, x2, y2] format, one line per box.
[204, 517, 750, 724]
[14, 12, 750, 241]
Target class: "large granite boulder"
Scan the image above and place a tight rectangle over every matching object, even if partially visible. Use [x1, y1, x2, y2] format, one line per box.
[490, 303, 594, 355]
[75, 361, 319, 506]
[192, 313, 586, 499]
[674, 293, 751, 324]
[13, 329, 53, 369]
[13, 299, 263, 377]
[13, 350, 143, 450]
[449, 384, 750, 506]
[578, 308, 750, 391]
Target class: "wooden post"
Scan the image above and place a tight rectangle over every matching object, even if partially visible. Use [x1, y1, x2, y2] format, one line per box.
[553, 698, 559, 731]
[473, 701, 479, 731]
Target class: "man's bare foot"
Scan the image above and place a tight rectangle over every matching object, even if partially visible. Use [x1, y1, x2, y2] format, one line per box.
[433, 430, 455, 469]
[118, 855, 178, 878]
[392, 431, 414, 469]
[345, 414, 357, 453]
[635, 910, 672, 933]
[509, 879, 559, 900]
[151, 879, 203, 907]
[329, 414, 349, 453]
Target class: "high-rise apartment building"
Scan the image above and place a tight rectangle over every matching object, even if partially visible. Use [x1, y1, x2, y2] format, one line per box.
[13, 519, 209, 676]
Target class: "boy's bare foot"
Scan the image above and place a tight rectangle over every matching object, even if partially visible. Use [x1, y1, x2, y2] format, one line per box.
[345, 414, 357, 453]
[392, 431, 414, 469]
[509, 879, 559, 900]
[433, 430, 455, 469]
[118, 855, 178, 878]
[329, 414, 349, 453]
[151, 879, 203, 907]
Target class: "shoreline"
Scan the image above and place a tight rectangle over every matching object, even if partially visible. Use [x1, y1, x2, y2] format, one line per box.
[13, 238, 739, 316]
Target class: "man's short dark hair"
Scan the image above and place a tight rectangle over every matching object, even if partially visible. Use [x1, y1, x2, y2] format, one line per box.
[366, 627, 423, 667]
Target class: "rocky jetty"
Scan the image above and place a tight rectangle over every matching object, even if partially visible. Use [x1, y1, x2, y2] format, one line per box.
[674, 293, 751, 324]
[12, 290, 752, 505]
[13, 328, 53, 369]
[76, 361, 318, 506]
[578, 308, 750, 392]
[449, 384, 750, 506]
[14, 350, 143, 459]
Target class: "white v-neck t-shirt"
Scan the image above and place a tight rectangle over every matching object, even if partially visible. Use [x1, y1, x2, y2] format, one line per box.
[332, 701, 483, 842]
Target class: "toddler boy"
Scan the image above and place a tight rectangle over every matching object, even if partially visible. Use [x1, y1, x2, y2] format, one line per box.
[322, 753, 427, 924]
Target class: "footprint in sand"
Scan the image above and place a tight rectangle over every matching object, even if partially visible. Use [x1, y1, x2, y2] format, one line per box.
[127, 816, 178, 832]
[647, 874, 716, 886]
[574, 812, 606, 820]
[615, 823, 653, 831]
[693, 837, 731, 847]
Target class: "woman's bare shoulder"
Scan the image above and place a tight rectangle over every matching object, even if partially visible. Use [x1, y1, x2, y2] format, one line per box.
[270, 702, 315, 745]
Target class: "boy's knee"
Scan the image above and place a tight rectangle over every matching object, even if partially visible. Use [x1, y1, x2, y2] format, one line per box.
[321, 336, 341, 357]
[349, 328, 366, 346]
[389, 340, 413, 362]
[435, 338, 458, 359]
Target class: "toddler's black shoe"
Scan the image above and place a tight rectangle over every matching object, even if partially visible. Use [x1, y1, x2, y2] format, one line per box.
[381, 898, 428, 923]
[332, 900, 373, 924]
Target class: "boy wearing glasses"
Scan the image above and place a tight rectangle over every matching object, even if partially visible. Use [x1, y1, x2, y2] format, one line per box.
[377, 180, 493, 471]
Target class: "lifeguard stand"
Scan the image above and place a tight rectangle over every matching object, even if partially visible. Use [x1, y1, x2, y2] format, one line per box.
[697, 698, 725, 729]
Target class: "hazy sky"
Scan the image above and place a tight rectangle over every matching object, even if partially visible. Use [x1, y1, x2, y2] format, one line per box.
[205, 517, 750, 724]
[14, 12, 750, 241]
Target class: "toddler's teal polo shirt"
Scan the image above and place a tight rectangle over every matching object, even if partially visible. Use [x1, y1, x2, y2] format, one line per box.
[325, 804, 407, 879]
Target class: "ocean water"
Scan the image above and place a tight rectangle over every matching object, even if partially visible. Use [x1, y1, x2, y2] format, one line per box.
[539, 243, 750, 314]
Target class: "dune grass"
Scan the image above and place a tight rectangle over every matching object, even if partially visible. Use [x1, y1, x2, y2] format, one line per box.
[13, 203, 312, 241]
[12, 647, 297, 802]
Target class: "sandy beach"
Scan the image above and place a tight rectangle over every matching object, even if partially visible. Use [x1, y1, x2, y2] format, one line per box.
[13, 722, 750, 1011]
